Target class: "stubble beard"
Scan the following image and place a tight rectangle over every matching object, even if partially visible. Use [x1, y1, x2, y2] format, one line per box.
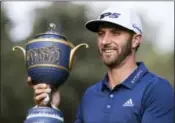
[100, 40, 132, 68]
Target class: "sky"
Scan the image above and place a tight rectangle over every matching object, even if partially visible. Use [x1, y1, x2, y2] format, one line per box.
[2, 1, 174, 54]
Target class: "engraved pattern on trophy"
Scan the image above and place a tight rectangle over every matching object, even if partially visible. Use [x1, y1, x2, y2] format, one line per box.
[27, 44, 61, 66]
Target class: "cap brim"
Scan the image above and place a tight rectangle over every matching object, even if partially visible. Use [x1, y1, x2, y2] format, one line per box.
[85, 19, 132, 33]
[85, 20, 117, 32]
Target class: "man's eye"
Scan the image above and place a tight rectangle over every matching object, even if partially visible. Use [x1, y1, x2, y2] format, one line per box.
[98, 32, 104, 36]
[113, 31, 120, 35]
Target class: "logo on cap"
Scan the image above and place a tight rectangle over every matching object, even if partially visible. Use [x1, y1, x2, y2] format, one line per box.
[132, 24, 142, 34]
[100, 12, 121, 19]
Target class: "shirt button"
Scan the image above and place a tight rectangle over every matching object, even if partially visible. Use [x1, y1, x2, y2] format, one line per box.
[110, 94, 114, 98]
[106, 105, 111, 109]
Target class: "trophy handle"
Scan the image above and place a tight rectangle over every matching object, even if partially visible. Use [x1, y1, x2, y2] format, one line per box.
[12, 46, 26, 61]
[69, 43, 89, 70]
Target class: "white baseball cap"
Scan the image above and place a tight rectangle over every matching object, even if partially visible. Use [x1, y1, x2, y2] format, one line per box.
[85, 7, 142, 35]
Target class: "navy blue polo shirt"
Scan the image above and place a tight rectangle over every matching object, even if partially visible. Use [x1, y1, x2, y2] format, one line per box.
[74, 62, 174, 123]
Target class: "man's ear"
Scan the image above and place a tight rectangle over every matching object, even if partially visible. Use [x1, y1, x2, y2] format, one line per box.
[132, 34, 142, 49]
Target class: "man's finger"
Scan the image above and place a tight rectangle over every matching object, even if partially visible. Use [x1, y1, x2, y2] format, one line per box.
[35, 93, 48, 102]
[27, 76, 33, 87]
[27, 76, 32, 82]
[34, 88, 51, 96]
[33, 84, 49, 90]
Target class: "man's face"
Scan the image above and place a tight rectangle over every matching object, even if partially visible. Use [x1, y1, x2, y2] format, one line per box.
[97, 23, 134, 68]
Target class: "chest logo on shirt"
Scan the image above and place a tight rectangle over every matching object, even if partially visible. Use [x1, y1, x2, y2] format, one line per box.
[122, 98, 134, 107]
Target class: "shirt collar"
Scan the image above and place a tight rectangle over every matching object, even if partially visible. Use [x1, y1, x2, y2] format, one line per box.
[101, 62, 148, 91]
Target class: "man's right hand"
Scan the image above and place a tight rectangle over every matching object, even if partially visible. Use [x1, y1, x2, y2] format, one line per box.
[27, 77, 61, 108]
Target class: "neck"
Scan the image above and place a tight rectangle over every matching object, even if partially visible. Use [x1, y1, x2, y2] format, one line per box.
[107, 55, 137, 89]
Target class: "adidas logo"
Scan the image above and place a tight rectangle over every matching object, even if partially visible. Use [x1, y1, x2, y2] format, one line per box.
[123, 98, 134, 107]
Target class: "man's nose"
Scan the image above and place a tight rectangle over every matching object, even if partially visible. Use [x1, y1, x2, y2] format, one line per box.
[101, 34, 111, 45]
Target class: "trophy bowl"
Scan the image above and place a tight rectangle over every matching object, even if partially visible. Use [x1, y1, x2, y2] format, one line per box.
[13, 23, 89, 123]
[13, 23, 88, 88]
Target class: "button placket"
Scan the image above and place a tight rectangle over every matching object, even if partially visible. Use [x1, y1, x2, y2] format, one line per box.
[106, 105, 111, 109]
[106, 94, 114, 109]
[104, 93, 114, 112]
[110, 94, 114, 98]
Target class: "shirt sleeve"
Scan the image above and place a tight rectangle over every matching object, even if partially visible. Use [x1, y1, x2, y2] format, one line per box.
[141, 78, 174, 123]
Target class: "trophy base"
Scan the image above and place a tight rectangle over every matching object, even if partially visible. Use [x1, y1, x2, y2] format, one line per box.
[24, 106, 64, 123]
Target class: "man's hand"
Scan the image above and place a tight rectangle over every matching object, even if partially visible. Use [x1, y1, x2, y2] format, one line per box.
[27, 77, 61, 108]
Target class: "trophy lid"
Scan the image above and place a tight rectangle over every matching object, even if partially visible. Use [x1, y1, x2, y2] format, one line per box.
[34, 23, 68, 41]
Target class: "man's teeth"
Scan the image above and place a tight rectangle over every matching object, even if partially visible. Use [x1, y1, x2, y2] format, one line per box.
[103, 50, 116, 53]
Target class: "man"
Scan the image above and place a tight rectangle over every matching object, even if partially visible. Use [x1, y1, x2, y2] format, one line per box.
[29, 7, 174, 123]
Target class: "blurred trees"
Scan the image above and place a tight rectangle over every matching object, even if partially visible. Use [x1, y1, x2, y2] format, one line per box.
[1, 6, 32, 123]
[1, 2, 174, 123]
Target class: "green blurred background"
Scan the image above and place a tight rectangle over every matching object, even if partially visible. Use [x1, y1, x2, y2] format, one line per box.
[1, 1, 174, 123]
